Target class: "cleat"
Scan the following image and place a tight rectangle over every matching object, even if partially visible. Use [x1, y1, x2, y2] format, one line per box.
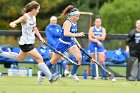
[101, 77, 109, 80]
[69, 74, 79, 82]
[37, 71, 45, 84]
[64, 70, 70, 77]
[128, 76, 137, 81]
[49, 73, 61, 83]
[91, 77, 96, 80]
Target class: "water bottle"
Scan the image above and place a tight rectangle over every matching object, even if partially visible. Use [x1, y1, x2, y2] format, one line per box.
[0, 72, 2, 77]
[11, 63, 18, 69]
[19, 67, 27, 76]
[28, 67, 32, 77]
[83, 70, 87, 79]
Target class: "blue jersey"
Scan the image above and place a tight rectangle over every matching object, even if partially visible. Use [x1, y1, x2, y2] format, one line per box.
[93, 26, 103, 43]
[45, 24, 62, 47]
[88, 26, 104, 53]
[55, 18, 77, 53]
[60, 18, 78, 42]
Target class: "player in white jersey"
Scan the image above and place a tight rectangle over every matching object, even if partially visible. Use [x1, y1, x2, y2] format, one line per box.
[0, 1, 60, 84]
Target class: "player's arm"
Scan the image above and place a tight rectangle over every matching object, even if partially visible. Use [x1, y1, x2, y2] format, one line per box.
[9, 15, 26, 28]
[88, 27, 99, 42]
[94, 27, 106, 41]
[63, 20, 84, 37]
[125, 30, 134, 52]
[125, 46, 129, 53]
[88, 27, 102, 46]
[34, 27, 45, 43]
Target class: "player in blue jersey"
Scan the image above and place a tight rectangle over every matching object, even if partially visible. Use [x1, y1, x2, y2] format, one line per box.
[37, 16, 70, 81]
[38, 5, 85, 83]
[88, 16, 107, 79]
[46, 16, 70, 76]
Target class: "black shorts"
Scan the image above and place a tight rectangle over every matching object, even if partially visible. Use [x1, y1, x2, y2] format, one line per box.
[19, 44, 34, 52]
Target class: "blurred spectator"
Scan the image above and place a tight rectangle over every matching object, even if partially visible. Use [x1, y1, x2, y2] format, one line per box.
[125, 19, 140, 81]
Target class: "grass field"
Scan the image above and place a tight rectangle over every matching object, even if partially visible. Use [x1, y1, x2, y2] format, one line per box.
[0, 76, 140, 93]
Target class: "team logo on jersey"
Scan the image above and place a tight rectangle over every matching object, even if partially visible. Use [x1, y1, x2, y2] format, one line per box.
[135, 33, 140, 43]
[71, 29, 77, 33]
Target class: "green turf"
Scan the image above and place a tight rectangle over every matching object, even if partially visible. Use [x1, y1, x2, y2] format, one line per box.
[0, 76, 139, 93]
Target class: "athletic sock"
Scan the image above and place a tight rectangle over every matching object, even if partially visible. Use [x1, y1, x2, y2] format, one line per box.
[101, 64, 107, 77]
[90, 63, 96, 77]
[46, 60, 53, 68]
[62, 60, 67, 70]
[38, 62, 52, 80]
[71, 65, 79, 75]
[51, 65, 56, 74]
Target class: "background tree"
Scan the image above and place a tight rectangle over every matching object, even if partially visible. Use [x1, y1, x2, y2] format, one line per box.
[99, 0, 140, 34]
[0, 0, 110, 31]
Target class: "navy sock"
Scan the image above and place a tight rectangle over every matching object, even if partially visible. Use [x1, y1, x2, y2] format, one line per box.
[62, 60, 67, 70]
[46, 60, 53, 68]
[51, 65, 56, 74]
[71, 65, 79, 75]
[90, 63, 96, 77]
[101, 64, 107, 77]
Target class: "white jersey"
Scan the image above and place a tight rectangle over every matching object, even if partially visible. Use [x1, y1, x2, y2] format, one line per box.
[19, 13, 36, 45]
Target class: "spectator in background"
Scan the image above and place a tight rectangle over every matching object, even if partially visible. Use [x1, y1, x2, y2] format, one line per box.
[125, 20, 140, 81]
[37, 16, 69, 81]
[88, 15, 107, 80]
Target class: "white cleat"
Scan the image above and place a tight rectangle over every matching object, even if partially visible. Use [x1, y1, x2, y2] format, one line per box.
[49, 73, 61, 84]
[69, 74, 79, 82]
[64, 70, 70, 77]
[37, 71, 45, 84]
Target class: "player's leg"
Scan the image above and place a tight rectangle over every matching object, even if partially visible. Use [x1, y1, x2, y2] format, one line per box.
[29, 48, 61, 83]
[90, 53, 97, 79]
[88, 43, 97, 79]
[98, 46, 108, 80]
[68, 45, 82, 81]
[0, 48, 28, 62]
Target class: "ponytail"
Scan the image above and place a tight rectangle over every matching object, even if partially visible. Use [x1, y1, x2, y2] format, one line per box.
[59, 5, 79, 18]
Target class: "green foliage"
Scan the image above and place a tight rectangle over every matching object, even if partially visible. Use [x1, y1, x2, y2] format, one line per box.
[99, 0, 140, 34]
[0, 0, 71, 30]
[0, 0, 108, 30]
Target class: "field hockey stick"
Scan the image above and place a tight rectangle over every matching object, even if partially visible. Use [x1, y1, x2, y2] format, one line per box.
[41, 42, 79, 66]
[78, 47, 115, 79]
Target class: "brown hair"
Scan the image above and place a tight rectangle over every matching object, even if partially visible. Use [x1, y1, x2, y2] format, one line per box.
[22, 1, 40, 14]
[59, 5, 79, 18]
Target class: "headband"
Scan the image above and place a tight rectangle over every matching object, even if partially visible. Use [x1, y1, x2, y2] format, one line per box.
[68, 11, 80, 16]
